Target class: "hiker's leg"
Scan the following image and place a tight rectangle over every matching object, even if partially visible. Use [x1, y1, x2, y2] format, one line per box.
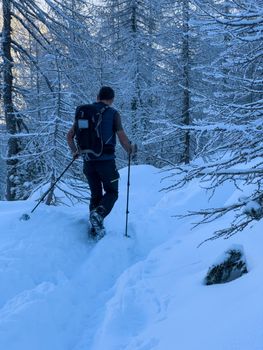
[83, 161, 103, 212]
[97, 160, 119, 217]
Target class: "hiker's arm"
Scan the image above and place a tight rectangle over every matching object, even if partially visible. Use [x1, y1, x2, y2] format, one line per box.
[114, 113, 133, 154]
[115, 113, 137, 155]
[67, 125, 78, 157]
[117, 130, 133, 153]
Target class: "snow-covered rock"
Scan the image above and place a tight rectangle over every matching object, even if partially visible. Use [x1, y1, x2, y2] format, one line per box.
[204, 244, 248, 285]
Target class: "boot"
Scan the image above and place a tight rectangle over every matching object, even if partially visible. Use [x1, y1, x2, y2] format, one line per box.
[89, 206, 106, 239]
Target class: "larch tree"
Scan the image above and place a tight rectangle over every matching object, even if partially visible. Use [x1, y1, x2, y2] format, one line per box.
[146, 0, 198, 166]
[1, 0, 96, 203]
[97, 0, 162, 164]
[2, 0, 22, 200]
[166, 0, 263, 240]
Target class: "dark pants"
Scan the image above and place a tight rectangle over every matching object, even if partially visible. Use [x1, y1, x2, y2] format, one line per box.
[83, 160, 119, 217]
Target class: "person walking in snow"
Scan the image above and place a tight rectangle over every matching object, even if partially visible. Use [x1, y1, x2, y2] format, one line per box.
[67, 86, 136, 238]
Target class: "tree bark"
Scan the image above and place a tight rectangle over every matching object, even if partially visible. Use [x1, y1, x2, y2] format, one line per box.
[2, 0, 19, 200]
[181, 0, 190, 164]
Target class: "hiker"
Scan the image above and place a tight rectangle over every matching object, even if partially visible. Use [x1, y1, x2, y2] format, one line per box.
[67, 86, 136, 237]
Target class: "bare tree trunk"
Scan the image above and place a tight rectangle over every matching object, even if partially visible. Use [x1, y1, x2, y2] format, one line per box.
[131, 5, 139, 139]
[45, 57, 61, 205]
[2, 0, 19, 200]
[181, 0, 190, 165]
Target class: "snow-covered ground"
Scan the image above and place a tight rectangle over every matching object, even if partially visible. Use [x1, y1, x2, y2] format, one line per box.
[0, 165, 263, 350]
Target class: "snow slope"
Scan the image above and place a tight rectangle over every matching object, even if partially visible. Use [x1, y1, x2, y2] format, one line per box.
[0, 165, 263, 350]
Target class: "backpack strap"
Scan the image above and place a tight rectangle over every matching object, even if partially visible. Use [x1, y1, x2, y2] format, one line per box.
[95, 105, 109, 137]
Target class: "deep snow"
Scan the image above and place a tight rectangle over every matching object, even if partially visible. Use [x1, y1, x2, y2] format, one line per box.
[0, 165, 263, 350]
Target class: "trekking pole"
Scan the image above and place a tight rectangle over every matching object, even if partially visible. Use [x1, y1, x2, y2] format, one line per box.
[125, 151, 131, 237]
[20, 158, 76, 221]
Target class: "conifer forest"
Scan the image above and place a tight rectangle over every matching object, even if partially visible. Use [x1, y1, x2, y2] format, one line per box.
[1, 0, 263, 236]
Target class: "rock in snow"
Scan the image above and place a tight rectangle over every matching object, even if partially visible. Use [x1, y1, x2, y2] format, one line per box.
[204, 244, 248, 285]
